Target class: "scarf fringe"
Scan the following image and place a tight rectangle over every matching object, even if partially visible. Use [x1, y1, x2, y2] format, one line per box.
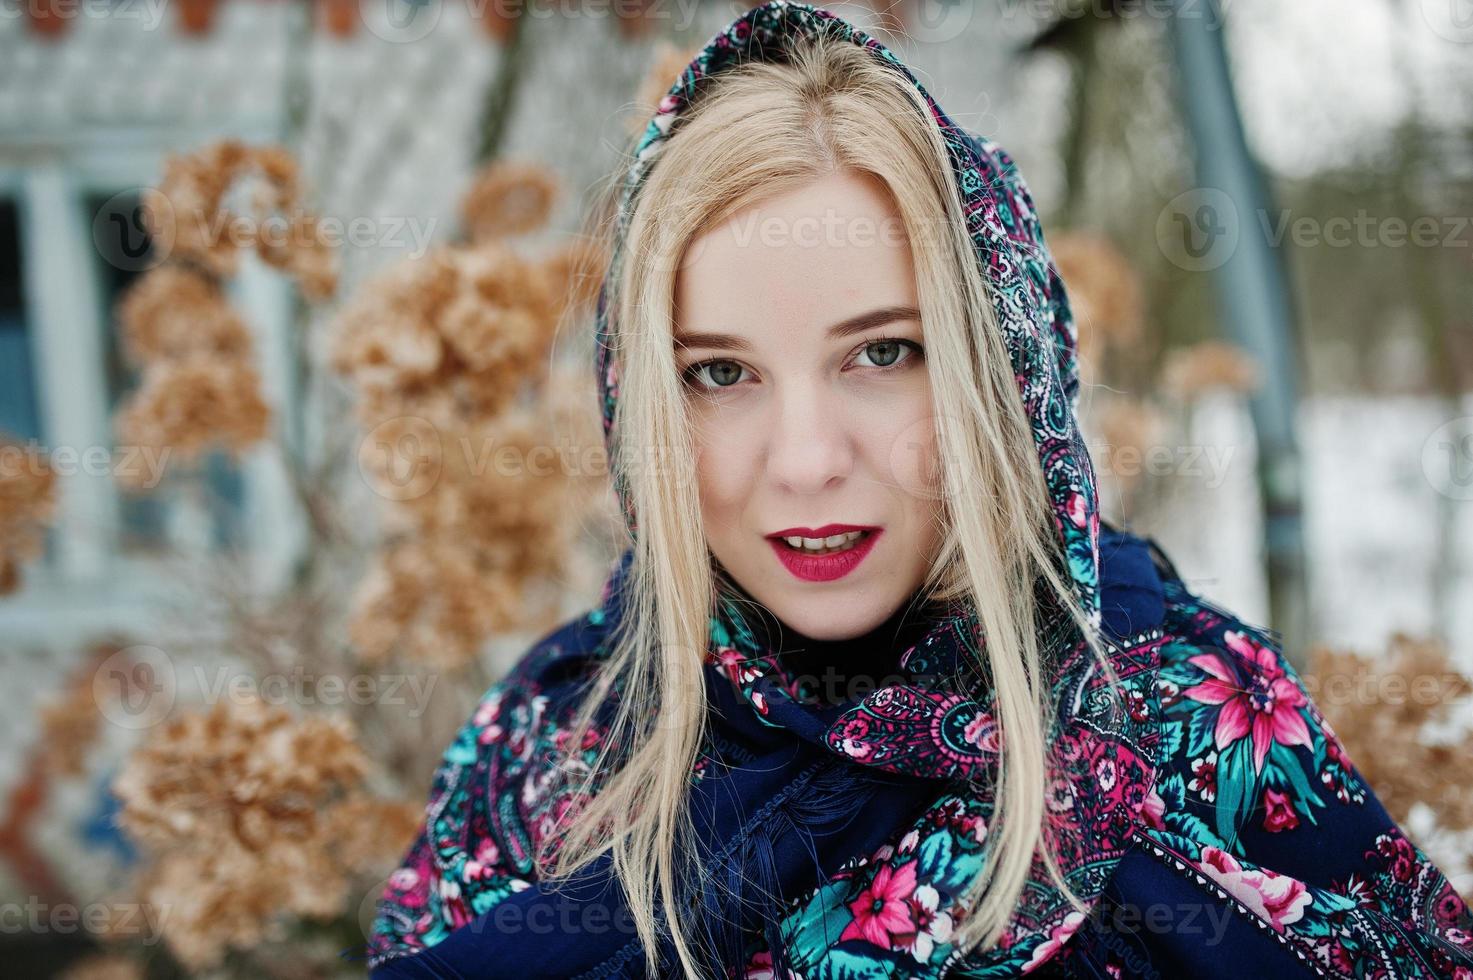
[682, 759, 893, 979]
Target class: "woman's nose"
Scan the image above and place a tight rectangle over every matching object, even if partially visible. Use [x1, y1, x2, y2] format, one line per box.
[764, 384, 853, 495]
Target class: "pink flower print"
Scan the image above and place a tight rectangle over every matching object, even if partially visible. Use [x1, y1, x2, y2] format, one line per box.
[553, 724, 600, 754]
[1197, 846, 1312, 932]
[1065, 492, 1088, 528]
[1436, 891, 1471, 936]
[1261, 786, 1300, 833]
[437, 875, 471, 928]
[712, 645, 741, 667]
[834, 716, 877, 761]
[1184, 630, 1312, 774]
[1023, 909, 1087, 972]
[742, 949, 774, 980]
[390, 867, 420, 889]
[462, 837, 502, 881]
[1046, 776, 1075, 814]
[907, 884, 954, 963]
[1374, 831, 1419, 883]
[1126, 688, 1150, 723]
[963, 711, 999, 752]
[473, 690, 504, 727]
[1140, 784, 1166, 830]
[841, 861, 920, 949]
[714, 647, 762, 689]
[1188, 750, 1219, 802]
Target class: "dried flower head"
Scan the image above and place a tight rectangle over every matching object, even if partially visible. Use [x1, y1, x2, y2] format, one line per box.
[112, 358, 271, 482]
[330, 248, 458, 394]
[254, 209, 340, 302]
[348, 538, 520, 669]
[331, 242, 556, 425]
[116, 264, 252, 368]
[441, 242, 556, 377]
[1091, 397, 1167, 492]
[459, 161, 559, 243]
[347, 389, 594, 667]
[247, 144, 302, 211]
[57, 954, 144, 980]
[323, 795, 426, 871]
[145, 139, 254, 277]
[0, 437, 57, 594]
[1162, 340, 1262, 400]
[36, 644, 118, 777]
[1305, 634, 1473, 834]
[112, 698, 402, 971]
[1050, 230, 1145, 366]
[144, 139, 337, 301]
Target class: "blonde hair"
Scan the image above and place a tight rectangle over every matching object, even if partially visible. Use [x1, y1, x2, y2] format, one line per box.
[541, 32, 1121, 977]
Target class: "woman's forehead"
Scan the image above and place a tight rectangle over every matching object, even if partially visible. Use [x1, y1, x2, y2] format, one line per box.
[674, 174, 918, 344]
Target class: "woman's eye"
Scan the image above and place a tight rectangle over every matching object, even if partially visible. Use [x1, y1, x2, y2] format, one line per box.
[685, 360, 747, 389]
[854, 339, 920, 370]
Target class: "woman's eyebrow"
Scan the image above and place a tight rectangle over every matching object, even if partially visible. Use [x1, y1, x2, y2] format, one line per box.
[673, 304, 921, 353]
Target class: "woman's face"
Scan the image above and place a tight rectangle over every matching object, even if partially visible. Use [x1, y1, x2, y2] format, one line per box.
[673, 170, 946, 642]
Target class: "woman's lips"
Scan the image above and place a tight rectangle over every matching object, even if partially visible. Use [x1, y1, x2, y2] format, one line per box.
[768, 528, 882, 583]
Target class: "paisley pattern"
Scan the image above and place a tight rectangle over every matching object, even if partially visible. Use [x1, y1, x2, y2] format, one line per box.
[360, 3, 1473, 978]
[361, 546, 1473, 978]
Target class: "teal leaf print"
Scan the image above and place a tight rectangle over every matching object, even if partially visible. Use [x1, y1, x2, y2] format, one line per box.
[812, 947, 898, 980]
[1213, 738, 1255, 846]
[1269, 741, 1325, 826]
[783, 877, 858, 968]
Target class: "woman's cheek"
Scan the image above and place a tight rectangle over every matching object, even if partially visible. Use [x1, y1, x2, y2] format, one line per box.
[883, 407, 946, 505]
[692, 411, 756, 524]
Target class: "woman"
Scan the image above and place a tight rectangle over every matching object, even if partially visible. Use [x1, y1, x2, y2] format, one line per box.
[361, 3, 1473, 977]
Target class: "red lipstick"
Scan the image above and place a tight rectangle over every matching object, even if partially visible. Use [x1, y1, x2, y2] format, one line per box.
[766, 524, 882, 583]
